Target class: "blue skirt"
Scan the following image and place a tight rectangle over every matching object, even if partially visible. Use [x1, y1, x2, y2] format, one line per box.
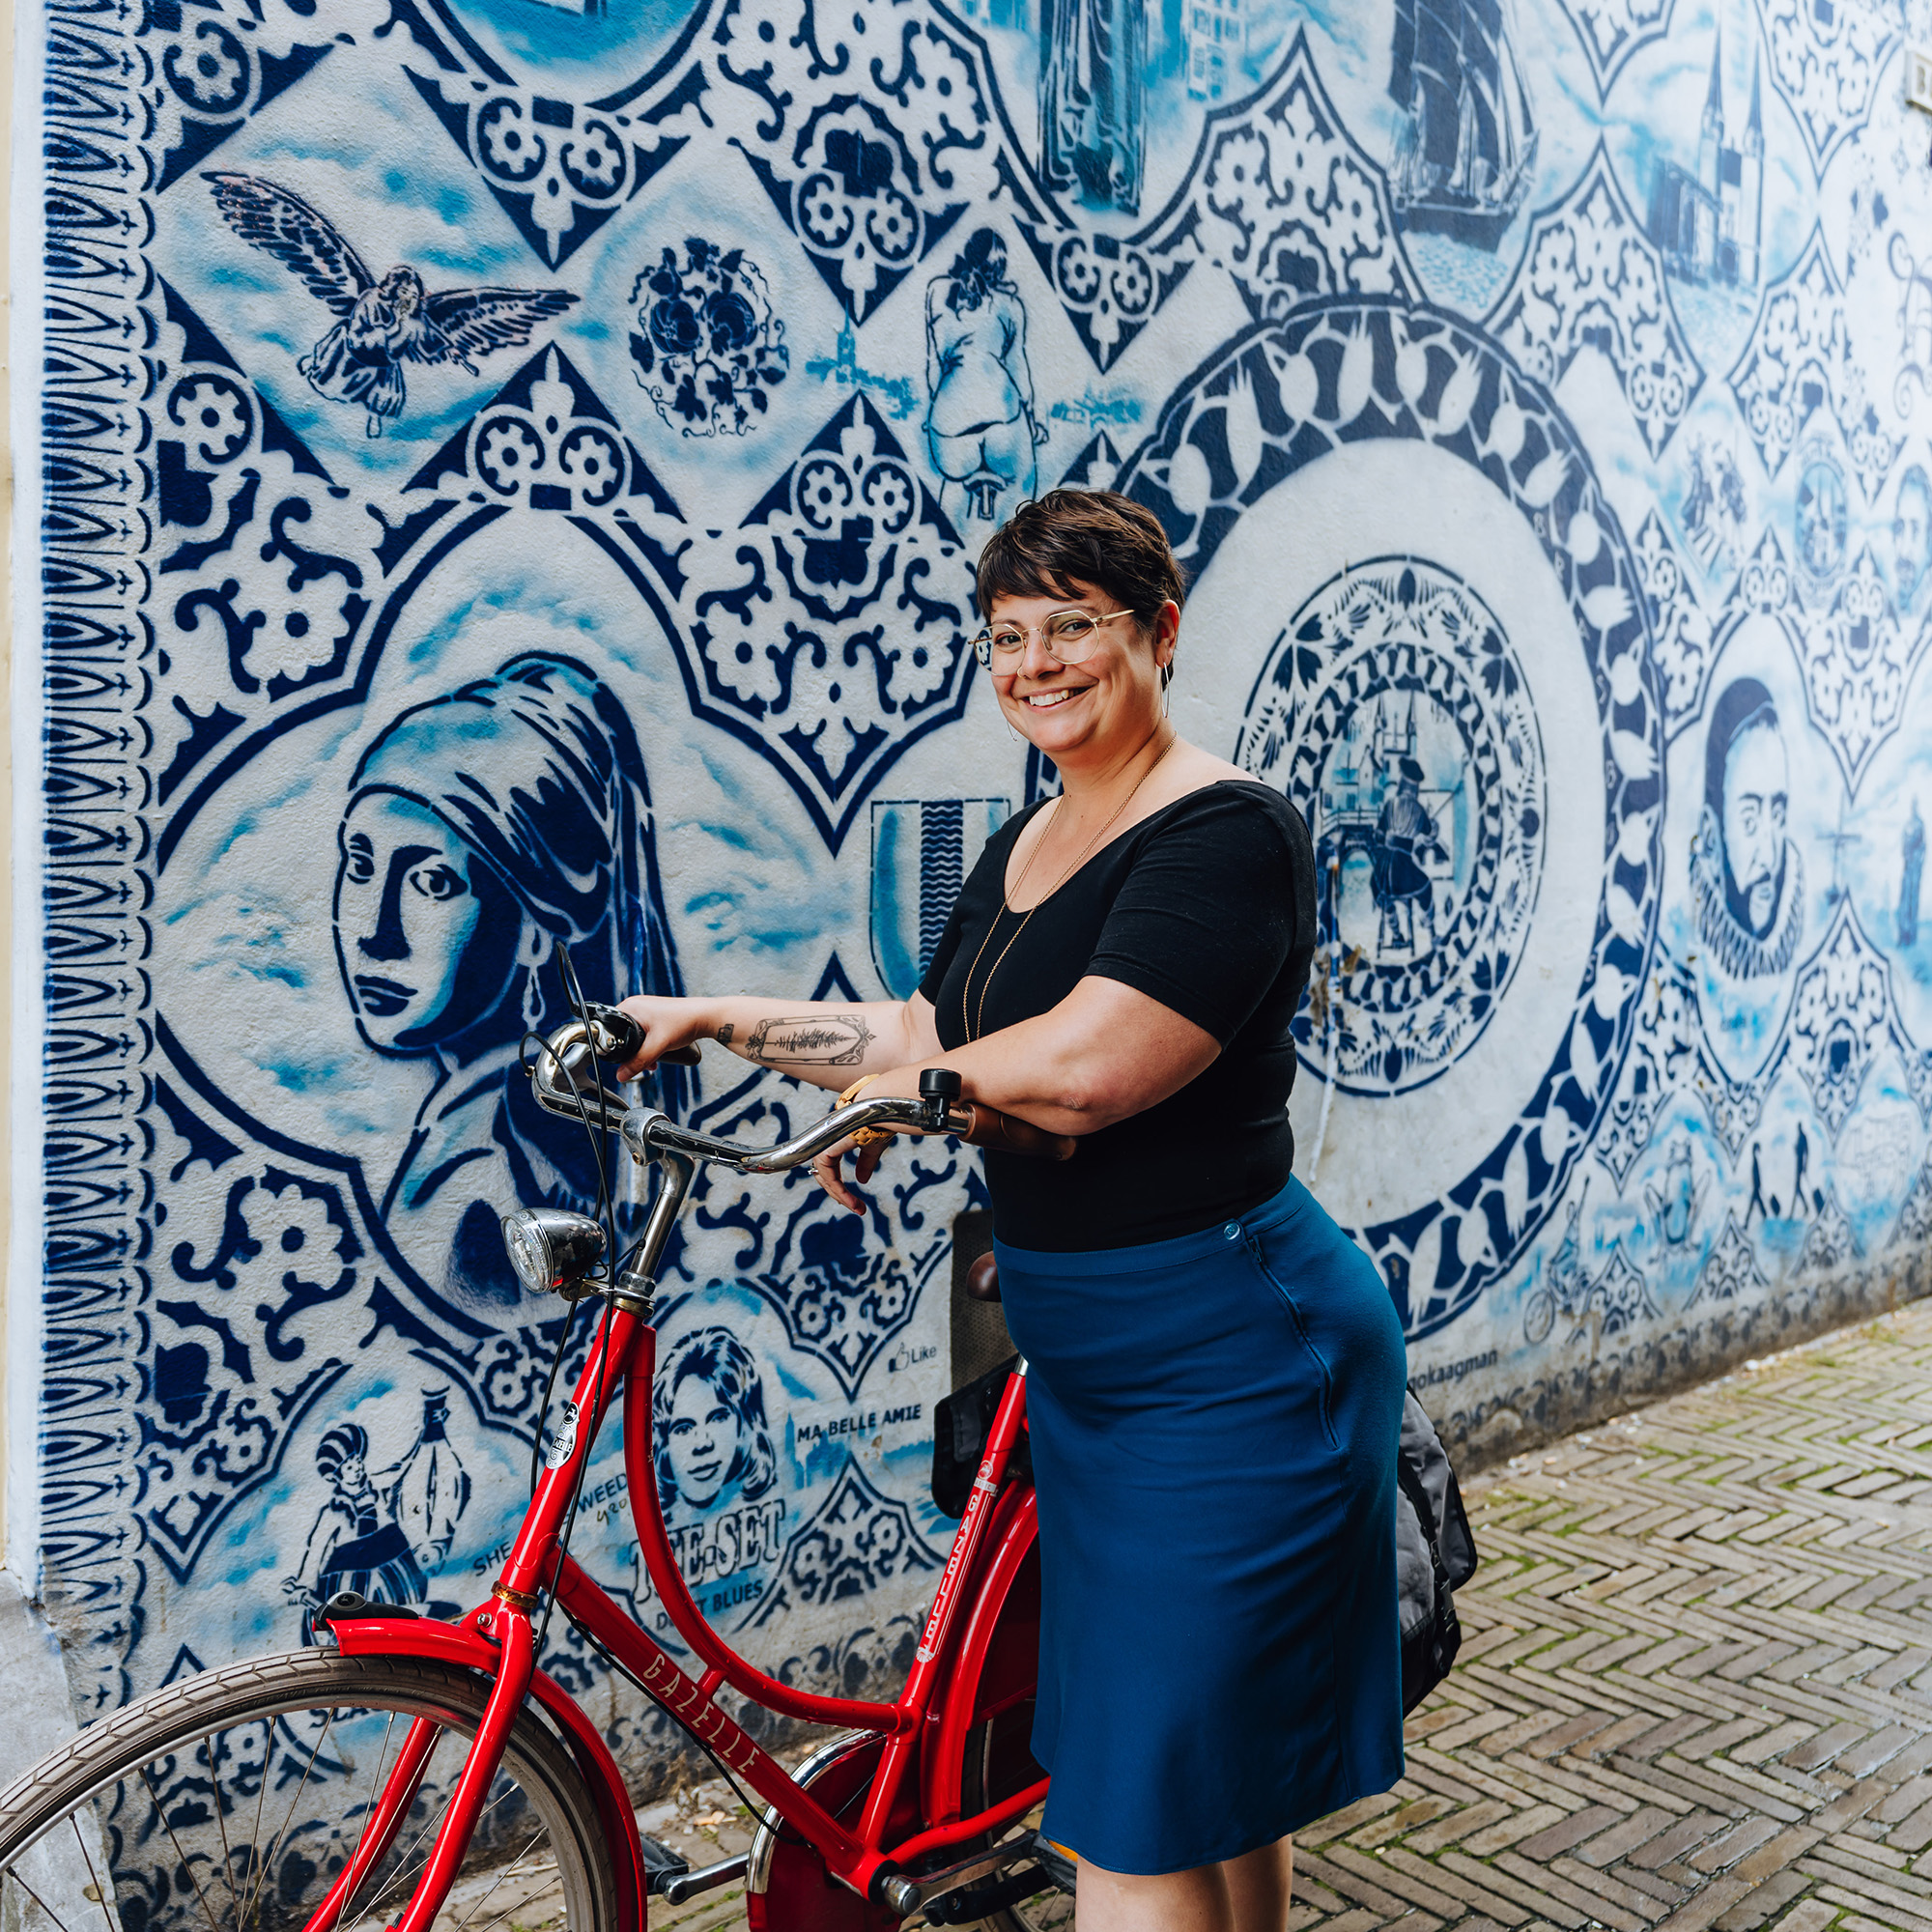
[994, 1175, 1407, 1875]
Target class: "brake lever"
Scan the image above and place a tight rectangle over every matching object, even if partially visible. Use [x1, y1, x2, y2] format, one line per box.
[527, 1022, 631, 1132]
[582, 1002, 701, 1066]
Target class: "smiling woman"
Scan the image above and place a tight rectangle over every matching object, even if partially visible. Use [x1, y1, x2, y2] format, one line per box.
[333, 652, 687, 1309]
[613, 491, 1406, 1930]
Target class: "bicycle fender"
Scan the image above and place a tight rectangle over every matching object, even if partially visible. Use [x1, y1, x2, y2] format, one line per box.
[922, 1485, 1039, 1829]
[331, 1615, 646, 1932]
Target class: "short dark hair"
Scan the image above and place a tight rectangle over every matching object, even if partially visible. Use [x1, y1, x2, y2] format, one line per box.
[975, 489, 1187, 629]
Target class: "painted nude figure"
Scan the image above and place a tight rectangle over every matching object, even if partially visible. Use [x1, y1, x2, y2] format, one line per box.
[923, 229, 1045, 526]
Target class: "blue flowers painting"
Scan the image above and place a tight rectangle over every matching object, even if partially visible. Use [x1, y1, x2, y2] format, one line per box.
[629, 237, 790, 436]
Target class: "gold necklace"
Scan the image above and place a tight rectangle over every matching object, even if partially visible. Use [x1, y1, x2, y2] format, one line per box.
[961, 735, 1176, 1043]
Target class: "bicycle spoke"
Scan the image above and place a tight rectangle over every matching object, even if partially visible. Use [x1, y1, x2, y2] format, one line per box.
[331, 1707, 403, 1932]
[69, 1811, 119, 1932]
[348, 1734, 460, 1929]
[450, 1830, 549, 1932]
[140, 1764, 229, 1932]
[5, 1861, 76, 1932]
[240, 1710, 337, 1932]
[239, 1716, 276, 1932]
[355, 1756, 526, 1932]
[207, 1723, 245, 1927]
[462, 1864, 559, 1932]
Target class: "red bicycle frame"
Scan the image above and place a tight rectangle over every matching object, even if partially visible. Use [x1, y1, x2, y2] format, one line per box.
[309, 1283, 1042, 1931]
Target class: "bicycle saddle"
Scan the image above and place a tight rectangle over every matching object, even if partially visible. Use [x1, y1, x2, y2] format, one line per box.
[966, 1251, 1001, 1303]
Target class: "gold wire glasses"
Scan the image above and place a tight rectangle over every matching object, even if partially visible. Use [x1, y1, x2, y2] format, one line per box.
[970, 608, 1142, 669]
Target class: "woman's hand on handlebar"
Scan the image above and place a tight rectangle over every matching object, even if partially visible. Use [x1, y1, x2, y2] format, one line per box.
[611, 995, 716, 1079]
[810, 1065, 927, 1214]
[810, 1065, 1078, 1213]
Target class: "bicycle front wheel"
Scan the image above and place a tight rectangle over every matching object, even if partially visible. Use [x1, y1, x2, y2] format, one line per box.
[0, 1649, 617, 1932]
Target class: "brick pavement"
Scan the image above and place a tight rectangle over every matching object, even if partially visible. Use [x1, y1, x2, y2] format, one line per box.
[638, 1303, 1932, 1929]
[1287, 1304, 1932, 1932]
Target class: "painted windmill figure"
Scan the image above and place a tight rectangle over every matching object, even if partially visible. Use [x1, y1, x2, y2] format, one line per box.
[206, 173, 580, 436]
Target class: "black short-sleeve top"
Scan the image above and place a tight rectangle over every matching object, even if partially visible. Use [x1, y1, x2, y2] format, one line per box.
[919, 781, 1317, 1251]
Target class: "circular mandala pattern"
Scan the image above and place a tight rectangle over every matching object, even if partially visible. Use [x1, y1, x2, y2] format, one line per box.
[167, 375, 252, 465]
[796, 454, 854, 528]
[798, 175, 856, 250]
[1244, 558, 1546, 1097]
[558, 424, 623, 506]
[1122, 300, 1664, 1339]
[165, 21, 249, 113]
[561, 119, 625, 198]
[860, 459, 916, 533]
[864, 193, 919, 263]
[477, 99, 546, 183]
[476, 416, 545, 496]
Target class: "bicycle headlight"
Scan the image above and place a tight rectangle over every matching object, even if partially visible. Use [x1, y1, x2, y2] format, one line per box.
[500, 1208, 606, 1298]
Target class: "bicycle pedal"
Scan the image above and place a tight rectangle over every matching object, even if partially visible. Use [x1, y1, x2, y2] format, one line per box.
[660, 1850, 748, 1905]
[923, 1864, 1056, 1924]
[1030, 1836, 1077, 1892]
[638, 1833, 689, 1896]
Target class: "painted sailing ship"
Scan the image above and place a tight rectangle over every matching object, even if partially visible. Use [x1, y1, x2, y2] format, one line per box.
[1388, 0, 1539, 251]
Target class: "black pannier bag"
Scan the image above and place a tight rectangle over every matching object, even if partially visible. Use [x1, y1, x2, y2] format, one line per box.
[931, 1352, 1032, 1518]
[1396, 1388, 1479, 1713]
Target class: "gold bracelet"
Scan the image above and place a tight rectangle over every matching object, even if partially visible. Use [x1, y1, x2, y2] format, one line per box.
[834, 1072, 897, 1151]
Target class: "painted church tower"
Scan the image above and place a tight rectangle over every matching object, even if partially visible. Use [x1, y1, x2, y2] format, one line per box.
[1685, 26, 1764, 290]
[1731, 53, 1764, 289]
[1697, 28, 1725, 204]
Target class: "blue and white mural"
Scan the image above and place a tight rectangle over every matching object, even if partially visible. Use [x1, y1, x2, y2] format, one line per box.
[18, 0, 1932, 1765]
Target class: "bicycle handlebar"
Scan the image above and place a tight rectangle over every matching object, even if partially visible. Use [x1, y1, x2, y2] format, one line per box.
[528, 1016, 1074, 1171]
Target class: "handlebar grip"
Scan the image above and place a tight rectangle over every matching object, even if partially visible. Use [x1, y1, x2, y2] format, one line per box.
[584, 1004, 701, 1065]
[956, 1103, 1076, 1162]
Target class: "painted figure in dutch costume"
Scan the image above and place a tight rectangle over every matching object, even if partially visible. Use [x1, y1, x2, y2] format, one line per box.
[1690, 678, 1802, 980]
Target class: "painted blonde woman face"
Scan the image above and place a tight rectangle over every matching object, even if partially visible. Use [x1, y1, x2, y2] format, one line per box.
[666, 1374, 742, 1511]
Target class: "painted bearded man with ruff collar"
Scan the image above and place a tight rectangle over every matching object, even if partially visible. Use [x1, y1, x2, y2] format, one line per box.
[1691, 677, 1804, 979]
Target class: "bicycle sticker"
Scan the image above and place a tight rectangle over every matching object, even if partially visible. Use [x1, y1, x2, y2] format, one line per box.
[544, 1402, 581, 1472]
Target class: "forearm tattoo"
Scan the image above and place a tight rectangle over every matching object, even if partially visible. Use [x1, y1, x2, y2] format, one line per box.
[716, 1022, 734, 1045]
[744, 1012, 875, 1067]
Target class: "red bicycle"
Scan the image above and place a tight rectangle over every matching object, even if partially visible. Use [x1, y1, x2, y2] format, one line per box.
[0, 1010, 1073, 1932]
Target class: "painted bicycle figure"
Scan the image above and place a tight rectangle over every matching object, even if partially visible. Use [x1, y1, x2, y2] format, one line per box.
[0, 1003, 1078, 1932]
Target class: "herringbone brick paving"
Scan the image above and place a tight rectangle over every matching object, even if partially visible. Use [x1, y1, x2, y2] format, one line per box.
[643, 1304, 1932, 1927]
[1285, 1305, 1932, 1932]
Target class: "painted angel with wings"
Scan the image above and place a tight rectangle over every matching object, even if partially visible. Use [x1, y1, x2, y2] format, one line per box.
[207, 173, 579, 437]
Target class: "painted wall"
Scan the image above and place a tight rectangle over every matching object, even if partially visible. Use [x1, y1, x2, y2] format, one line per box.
[17, 0, 1932, 1760]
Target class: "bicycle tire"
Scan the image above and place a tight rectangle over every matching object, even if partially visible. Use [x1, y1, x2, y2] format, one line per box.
[0, 1649, 617, 1932]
